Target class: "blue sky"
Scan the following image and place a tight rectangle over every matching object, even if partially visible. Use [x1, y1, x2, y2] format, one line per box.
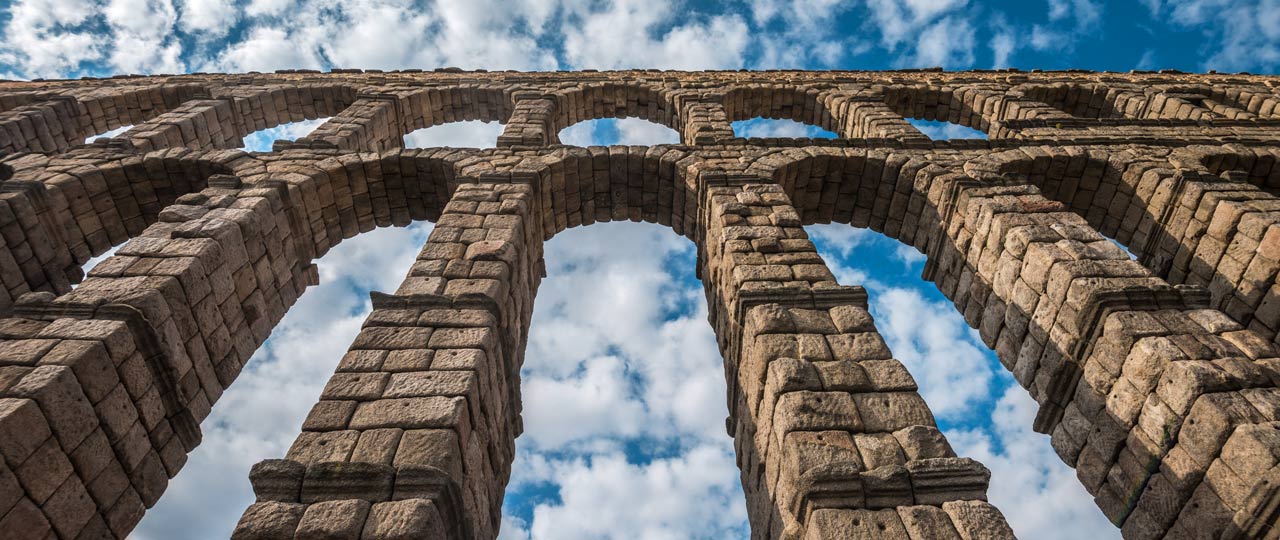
[5, 1, 1279, 539]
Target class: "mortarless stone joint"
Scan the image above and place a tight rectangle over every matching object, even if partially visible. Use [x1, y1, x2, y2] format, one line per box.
[0, 68, 1278, 539]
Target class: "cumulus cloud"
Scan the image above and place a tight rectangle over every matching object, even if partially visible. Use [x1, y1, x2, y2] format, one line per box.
[520, 446, 748, 540]
[502, 221, 743, 539]
[732, 118, 837, 138]
[212, 26, 326, 72]
[405, 120, 504, 148]
[1162, 0, 1280, 72]
[559, 118, 679, 146]
[178, 0, 238, 35]
[561, 0, 749, 69]
[0, 0, 105, 78]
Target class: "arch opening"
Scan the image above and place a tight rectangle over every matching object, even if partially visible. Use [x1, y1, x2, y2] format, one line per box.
[731, 117, 837, 139]
[241, 117, 331, 152]
[405, 120, 504, 149]
[906, 118, 987, 140]
[558, 118, 679, 146]
[502, 221, 747, 539]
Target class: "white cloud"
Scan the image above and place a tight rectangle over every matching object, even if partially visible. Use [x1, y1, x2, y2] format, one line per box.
[178, 0, 239, 37]
[244, 0, 293, 17]
[103, 0, 184, 74]
[405, 120, 504, 148]
[511, 446, 748, 540]
[991, 31, 1015, 67]
[561, 0, 749, 69]
[911, 16, 975, 67]
[0, 0, 105, 78]
[84, 124, 133, 143]
[1047, 0, 1102, 30]
[866, 0, 968, 48]
[1166, 0, 1280, 72]
[909, 119, 987, 140]
[558, 119, 679, 146]
[869, 287, 994, 419]
[508, 221, 744, 538]
[212, 26, 325, 72]
[733, 118, 835, 138]
[614, 118, 679, 145]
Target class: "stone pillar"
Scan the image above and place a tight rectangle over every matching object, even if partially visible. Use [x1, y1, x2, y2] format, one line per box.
[697, 174, 1015, 540]
[674, 92, 735, 145]
[290, 94, 406, 151]
[231, 181, 544, 540]
[496, 94, 558, 147]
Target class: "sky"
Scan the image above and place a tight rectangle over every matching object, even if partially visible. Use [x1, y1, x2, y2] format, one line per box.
[5, 0, 1280, 539]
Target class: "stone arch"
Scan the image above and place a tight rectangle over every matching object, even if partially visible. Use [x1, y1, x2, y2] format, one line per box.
[398, 86, 513, 134]
[722, 85, 844, 137]
[113, 84, 361, 152]
[747, 147, 1280, 540]
[0, 148, 244, 314]
[295, 85, 513, 151]
[0, 84, 207, 153]
[1015, 83, 1140, 119]
[964, 145, 1280, 346]
[0, 149, 471, 538]
[524, 147, 698, 240]
[550, 82, 679, 136]
[879, 84, 1001, 138]
[1181, 144, 1280, 191]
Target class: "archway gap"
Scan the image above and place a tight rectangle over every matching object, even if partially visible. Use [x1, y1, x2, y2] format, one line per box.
[906, 118, 987, 140]
[504, 219, 747, 538]
[404, 120, 505, 149]
[557, 118, 680, 146]
[731, 117, 837, 139]
[803, 220, 1120, 539]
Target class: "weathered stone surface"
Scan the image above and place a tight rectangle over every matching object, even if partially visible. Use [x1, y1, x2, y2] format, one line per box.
[4, 69, 1279, 540]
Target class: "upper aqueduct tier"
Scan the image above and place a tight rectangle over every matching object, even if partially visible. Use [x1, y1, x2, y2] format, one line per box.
[1, 68, 1280, 540]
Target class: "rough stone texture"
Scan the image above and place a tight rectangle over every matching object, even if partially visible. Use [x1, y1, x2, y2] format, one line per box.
[0, 68, 1278, 539]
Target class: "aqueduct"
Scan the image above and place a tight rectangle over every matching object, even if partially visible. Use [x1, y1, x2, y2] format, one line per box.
[0, 68, 1279, 539]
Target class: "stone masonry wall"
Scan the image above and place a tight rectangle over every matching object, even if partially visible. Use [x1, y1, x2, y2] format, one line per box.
[0, 68, 1277, 540]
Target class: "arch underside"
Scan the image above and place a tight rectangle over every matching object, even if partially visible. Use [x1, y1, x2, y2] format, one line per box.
[0, 70, 1279, 540]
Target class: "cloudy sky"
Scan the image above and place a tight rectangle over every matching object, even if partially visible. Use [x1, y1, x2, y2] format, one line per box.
[5, 1, 1280, 539]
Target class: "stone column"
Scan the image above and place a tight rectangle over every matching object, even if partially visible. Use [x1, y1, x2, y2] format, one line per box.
[290, 94, 406, 151]
[231, 181, 544, 540]
[496, 94, 558, 147]
[697, 173, 1016, 540]
[674, 92, 735, 145]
